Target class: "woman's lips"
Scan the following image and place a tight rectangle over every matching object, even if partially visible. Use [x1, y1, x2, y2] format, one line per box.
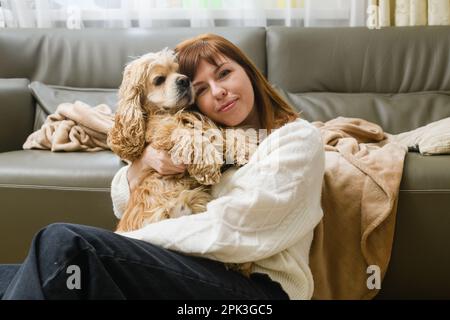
[219, 99, 237, 113]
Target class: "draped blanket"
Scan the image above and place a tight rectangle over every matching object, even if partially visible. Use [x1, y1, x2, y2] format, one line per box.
[23, 101, 114, 152]
[310, 117, 407, 299]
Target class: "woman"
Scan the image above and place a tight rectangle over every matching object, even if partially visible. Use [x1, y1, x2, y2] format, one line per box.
[0, 34, 324, 300]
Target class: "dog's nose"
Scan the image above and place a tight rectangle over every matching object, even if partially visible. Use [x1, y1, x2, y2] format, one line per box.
[176, 77, 190, 89]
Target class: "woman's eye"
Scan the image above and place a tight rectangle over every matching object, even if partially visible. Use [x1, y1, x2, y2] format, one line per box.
[219, 69, 231, 78]
[153, 76, 166, 86]
[196, 87, 206, 96]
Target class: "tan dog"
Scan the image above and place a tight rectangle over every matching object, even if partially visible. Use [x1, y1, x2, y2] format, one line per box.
[108, 49, 255, 275]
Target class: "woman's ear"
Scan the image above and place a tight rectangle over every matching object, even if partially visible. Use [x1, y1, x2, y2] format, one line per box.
[108, 63, 148, 162]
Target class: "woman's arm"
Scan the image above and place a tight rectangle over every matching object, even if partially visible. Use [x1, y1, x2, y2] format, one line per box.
[111, 165, 131, 219]
[118, 119, 325, 263]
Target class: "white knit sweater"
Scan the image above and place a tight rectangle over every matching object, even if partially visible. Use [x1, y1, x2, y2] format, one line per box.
[110, 118, 325, 300]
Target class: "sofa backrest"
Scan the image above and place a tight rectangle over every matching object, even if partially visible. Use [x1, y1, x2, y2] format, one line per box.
[0, 79, 34, 153]
[1, 26, 450, 135]
[0, 28, 266, 89]
[267, 26, 450, 93]
[266, 26, 450, 133]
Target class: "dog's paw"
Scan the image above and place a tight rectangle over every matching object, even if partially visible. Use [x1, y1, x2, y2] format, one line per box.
[226, 129, 259, 167]
[171, 202, 193, 218]
[193, 171, 221, 185]
[189, 165, 221, 185]
[235, 154, 250, 166]
[235, 145, 258, 166]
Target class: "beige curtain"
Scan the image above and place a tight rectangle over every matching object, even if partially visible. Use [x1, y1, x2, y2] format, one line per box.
[368, 0, 450, 27]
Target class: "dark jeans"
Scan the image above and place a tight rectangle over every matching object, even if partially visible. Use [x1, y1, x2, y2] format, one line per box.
[0, 223, 289, 300]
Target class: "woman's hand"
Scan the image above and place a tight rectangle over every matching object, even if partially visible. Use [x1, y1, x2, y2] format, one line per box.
[140, 145, 187, 175]
[127, 145, 186, 192]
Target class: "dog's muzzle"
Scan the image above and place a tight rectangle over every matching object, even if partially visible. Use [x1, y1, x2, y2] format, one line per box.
[176, 76, 190, 90]
[176, 77, 194, 104]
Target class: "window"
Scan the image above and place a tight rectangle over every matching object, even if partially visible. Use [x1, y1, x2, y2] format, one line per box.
[0, 0, 366, 28]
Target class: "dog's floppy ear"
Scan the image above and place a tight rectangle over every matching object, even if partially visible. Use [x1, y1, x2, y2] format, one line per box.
[108, 60, 150, 162]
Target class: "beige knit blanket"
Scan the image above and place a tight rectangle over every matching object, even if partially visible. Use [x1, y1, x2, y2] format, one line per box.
[23, 101, 114, 152]
[309, 117, 407, 300]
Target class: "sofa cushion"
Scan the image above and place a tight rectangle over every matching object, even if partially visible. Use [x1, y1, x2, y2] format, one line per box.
[0, 185, 119, 263]
[275, 86, 450, 134]
[0, 28, 266, 88]
[0, 150, 123, 189]
[29, 81, 118, 131]
[378, 153, 450, 299]
[0, 149, 125, 263]
[400, 152, 450, 191]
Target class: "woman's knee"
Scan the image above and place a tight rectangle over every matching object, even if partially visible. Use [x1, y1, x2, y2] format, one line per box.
[35, 223, 95, 259]
[38, 223, 83, 243]
[37, 223, 124, 259]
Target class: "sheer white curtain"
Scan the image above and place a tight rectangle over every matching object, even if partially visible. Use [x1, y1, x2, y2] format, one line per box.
[0, 0, 367, 29]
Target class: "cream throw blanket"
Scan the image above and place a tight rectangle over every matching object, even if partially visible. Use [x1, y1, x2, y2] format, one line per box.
[309, 117, 407, 300]
[388, 117, 450, 155]
[23, 101, 114, 152]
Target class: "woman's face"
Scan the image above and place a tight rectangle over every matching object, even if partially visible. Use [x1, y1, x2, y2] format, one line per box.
[192, 56, 258, 127]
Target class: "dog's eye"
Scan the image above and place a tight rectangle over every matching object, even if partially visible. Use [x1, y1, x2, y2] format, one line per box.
[153, 76, 166, 86]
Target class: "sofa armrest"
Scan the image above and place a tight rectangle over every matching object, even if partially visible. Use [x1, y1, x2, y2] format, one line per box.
[0, 79, 34, 153]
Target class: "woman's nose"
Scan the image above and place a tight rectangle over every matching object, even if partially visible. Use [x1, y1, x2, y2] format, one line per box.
[210, 82, 226, 99]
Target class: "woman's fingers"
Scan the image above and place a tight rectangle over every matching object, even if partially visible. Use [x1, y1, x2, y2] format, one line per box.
[174, 164, 187, 173]
[141, 145, 187, 175]
[155, 161, 186, 175]
[166, 163, 186, 174]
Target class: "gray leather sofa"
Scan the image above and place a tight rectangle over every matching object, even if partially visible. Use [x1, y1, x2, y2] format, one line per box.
[1, 26, 449, 299]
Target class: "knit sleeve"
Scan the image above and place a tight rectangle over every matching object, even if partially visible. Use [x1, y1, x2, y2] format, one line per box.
[111, 165, 131, 219]
[117, 119, 325, 264]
